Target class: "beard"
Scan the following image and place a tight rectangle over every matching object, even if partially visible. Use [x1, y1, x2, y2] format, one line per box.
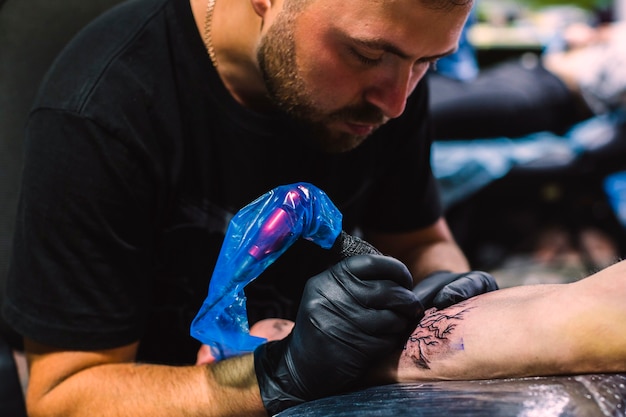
[256, 11, 385, 153]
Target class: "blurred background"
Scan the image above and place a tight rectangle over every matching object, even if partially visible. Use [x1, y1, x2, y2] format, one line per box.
[432, 0, 626, 288]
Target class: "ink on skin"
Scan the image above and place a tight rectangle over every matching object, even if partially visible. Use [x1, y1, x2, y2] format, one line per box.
[272, 320, 292, 333]
[404, 302, 473, 370]
[450, 338, 465, 351]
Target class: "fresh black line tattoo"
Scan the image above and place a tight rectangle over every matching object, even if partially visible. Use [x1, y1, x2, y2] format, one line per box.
[404, 302, 473, 370]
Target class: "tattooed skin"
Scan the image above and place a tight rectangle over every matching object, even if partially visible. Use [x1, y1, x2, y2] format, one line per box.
[271, 319, 294, 334]
[403, 301, 473, 370]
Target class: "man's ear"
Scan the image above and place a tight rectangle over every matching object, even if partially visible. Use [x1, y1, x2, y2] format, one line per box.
[250, 0, 273, 17]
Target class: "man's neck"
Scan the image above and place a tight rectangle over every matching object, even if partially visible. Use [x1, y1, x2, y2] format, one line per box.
[190, 0, 273, 110]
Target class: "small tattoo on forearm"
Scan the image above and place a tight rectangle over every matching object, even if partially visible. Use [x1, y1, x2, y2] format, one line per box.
[272, 320, 291, 332]
[404, 302, 473, 370]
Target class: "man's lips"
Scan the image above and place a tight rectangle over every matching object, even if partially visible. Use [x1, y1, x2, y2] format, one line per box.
[344, 121, 377, 136]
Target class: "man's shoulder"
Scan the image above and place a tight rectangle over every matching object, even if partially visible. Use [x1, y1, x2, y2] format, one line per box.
[32, 0, 174, 114]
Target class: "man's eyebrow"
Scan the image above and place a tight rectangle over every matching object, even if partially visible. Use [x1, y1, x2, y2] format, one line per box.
[352, 38, 457, 62]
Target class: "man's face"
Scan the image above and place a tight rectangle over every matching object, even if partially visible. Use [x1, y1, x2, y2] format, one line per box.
[257, 0, 470, 153]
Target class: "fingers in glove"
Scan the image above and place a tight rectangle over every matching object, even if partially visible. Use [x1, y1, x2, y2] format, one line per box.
[321, 255, 422, 320]
[412, 270, 470, 306]
[341, 254, 413, 289]
[431, 271, 499, 309]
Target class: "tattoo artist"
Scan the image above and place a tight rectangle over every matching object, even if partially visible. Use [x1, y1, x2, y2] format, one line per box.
[2, 0, 498, 415]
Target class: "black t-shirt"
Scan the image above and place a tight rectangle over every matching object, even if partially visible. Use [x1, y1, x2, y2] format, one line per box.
[3, 0, 441, 364]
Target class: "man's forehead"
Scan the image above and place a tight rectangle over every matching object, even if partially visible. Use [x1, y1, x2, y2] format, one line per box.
[311, 1, 469, 60]
[284, 0, 473, 9]
[286, 0, 473, 19]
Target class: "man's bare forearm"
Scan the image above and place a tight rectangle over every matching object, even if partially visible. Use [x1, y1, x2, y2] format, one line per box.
[392, 261, 626, 382]
[406, 238, 470, 281]
[369, 218, 470, 282]
[26, 352, 266, 417]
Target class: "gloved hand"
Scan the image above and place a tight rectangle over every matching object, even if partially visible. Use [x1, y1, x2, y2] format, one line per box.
[254, 254, 422, 415]
[412, 270, 499, 310]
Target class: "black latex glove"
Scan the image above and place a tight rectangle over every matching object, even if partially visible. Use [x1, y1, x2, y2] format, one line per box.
[254, 254, 422, 415]
[412, 270, 499, 310]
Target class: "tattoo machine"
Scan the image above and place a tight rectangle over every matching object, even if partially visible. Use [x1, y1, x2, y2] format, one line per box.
[190, 182, 381, 360]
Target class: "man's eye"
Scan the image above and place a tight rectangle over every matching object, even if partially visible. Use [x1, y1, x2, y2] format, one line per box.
[415, 59, 439, 71]
[350, 48, 383, 66]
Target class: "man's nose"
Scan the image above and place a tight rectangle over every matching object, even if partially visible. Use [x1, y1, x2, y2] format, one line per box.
[364, 68, 420, 119]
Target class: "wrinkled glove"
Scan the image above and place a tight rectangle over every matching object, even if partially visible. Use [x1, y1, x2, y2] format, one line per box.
[413, 270, 499, 310]
[254, 254, 422, 415]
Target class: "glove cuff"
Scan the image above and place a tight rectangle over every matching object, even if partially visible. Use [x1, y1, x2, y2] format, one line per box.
[254, 341, 306, 415]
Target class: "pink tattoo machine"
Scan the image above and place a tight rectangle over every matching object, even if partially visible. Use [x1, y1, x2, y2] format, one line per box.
[190, 182, 380, 360]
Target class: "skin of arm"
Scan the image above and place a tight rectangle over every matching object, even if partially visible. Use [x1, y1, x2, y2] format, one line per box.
[24, 339, 266, 417]
[368, 217, 471, 285]
[383, 259, 626, 382]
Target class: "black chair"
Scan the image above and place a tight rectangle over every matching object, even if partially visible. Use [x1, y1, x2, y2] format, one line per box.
[0, 0, 126, 413]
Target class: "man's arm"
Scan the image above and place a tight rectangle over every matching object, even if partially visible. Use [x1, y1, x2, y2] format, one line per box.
[386, 260, 626, 382]
[368, 217, 470, 282]
[23, 255, 420, 417]
[25, 340, 265, 417]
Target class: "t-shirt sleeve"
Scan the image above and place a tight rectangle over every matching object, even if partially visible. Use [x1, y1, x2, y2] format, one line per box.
[3, 109, 160, 350]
